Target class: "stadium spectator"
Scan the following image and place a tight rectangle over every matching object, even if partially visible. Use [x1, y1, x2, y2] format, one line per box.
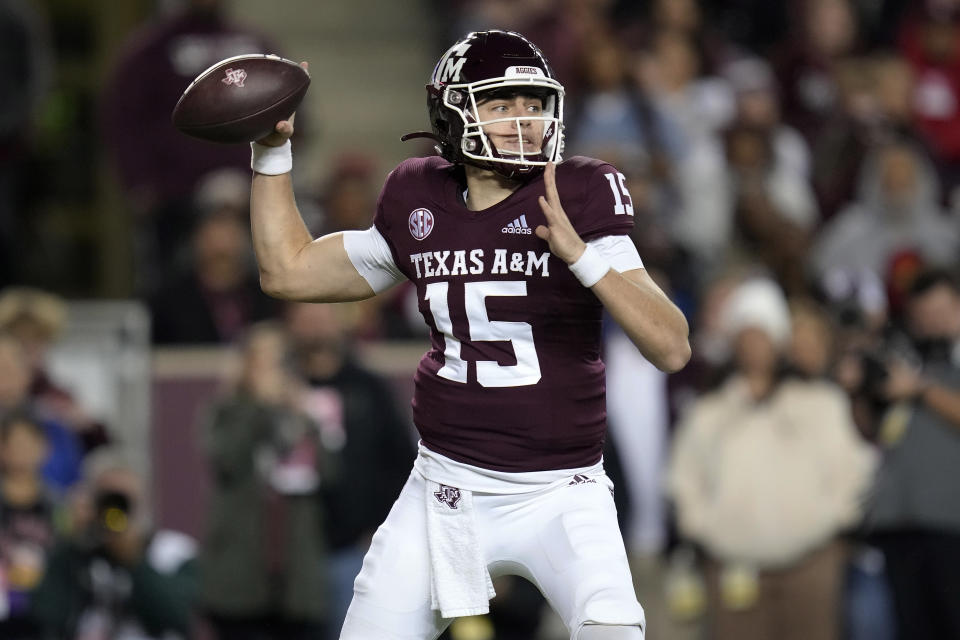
[100, 0, 284, 292]
[785, 297, 897, 640]
[810, 139, 959, 283]
[635, 30, 742, 274]
[660, 56, 817, 293]
[565, 32, 686, 171]
[724, 123, 818, 295]
[668, 268, 747, 406]
[667, 110, 817, 294]
[811, 56, 888, 221]
[0, 411, 60, 640]
[640, 29, 733, 149]
[811, 53, 932, 222]
[667, 277, 876, 640]
[31, 450, 197, 639]
[787, 297, 836, 378]
[898, 1, 960, 191]
[872, 54, 924, 144]
[0, 333, 82, 492]
[819, 266, 896, 446]
[199, 321, 328, 640]
[0, 287, 110, 453]
[867, 269, 960, 640]
[283, 301, 415, 639]
[724, 57, 812, 180]
[622, 0, 744, 77]
[773, 0, 862, 142]
[149, 169, 279, 344]
[304, 154, 379, 237]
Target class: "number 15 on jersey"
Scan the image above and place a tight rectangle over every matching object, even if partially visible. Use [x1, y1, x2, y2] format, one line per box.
[425, 280, 541, 388]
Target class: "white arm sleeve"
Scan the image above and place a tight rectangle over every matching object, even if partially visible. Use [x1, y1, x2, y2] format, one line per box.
[342, 227, 406, 293]
[588, 235, 644, 273]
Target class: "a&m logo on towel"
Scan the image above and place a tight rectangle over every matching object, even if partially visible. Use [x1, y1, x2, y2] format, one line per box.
[434, 484, 462, 509]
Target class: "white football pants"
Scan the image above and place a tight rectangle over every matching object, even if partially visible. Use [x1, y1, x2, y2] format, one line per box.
[338, 467, 645, 639]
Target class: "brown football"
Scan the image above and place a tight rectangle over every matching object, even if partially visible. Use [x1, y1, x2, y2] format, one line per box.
[171, 54, 310, 144]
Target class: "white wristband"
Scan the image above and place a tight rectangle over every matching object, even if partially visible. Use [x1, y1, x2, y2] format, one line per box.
[568, 244, 611, 288]
[250, 140, 293, 175]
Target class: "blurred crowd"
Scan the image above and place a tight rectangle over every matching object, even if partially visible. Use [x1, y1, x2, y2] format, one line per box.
[2, 0, 960, 638]
[0, 282, 416, 639]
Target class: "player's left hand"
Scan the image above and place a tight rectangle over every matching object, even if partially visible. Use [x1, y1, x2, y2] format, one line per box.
[536, 162, 587, 264]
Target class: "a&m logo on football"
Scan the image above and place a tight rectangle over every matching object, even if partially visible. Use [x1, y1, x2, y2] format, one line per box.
[409, 208, 435, 241]
[221, 67, 247, 87]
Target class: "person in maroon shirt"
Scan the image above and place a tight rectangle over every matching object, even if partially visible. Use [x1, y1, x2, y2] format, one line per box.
[246, 30, 690, 640]
[101, 0, 286, 293]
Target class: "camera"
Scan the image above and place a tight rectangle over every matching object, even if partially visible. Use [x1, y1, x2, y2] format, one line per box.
[854, 327, 921, 409]
[94, 490, 132, 534]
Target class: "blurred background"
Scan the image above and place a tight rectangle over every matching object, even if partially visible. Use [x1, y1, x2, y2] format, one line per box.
[2, 0, 960, 638]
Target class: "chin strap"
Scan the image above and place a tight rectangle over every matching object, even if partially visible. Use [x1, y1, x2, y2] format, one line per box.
[400, 131, 443, 144]
[401, 131, 446, 158]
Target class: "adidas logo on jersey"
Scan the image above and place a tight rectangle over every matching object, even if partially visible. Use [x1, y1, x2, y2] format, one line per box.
[502, 215, 533, 235]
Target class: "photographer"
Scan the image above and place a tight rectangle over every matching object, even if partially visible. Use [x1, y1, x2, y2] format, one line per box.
[30, 451, 198, 639]
[199, 321, 328, 640]
[868, 269, 960, 640]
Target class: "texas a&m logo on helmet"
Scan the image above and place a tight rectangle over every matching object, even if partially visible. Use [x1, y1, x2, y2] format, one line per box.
[434, 40, 472, 84]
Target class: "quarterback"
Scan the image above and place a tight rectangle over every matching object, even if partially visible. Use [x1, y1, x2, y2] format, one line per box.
[249, 30, 690, 640]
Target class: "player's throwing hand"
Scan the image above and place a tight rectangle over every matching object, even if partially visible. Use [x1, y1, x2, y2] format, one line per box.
[256, 61, 309, 147]
[535, 162, 588, 265]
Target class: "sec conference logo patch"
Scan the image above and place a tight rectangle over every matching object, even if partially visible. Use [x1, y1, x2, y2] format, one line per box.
[409, 208, 435, 240]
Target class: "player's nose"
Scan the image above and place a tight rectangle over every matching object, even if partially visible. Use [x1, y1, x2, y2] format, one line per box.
[508, 98, 530, 119]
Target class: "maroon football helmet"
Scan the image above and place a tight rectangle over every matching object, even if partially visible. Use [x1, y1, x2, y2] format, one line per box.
[423, 30, 565, 179]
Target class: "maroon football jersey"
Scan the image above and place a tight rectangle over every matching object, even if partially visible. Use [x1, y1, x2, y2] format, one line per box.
[374, 155, 636, 472]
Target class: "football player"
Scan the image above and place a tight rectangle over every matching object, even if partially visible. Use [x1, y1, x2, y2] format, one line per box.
[249, 30, 690, 640]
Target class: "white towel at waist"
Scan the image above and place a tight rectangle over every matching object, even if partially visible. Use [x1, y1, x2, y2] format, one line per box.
[424, 478, 496, 618]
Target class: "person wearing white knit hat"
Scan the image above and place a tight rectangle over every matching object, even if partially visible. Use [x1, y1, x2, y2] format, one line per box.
[720, 277, 792, 350]
[715, 276, 794, 402]
[668, 275, 876, 640]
